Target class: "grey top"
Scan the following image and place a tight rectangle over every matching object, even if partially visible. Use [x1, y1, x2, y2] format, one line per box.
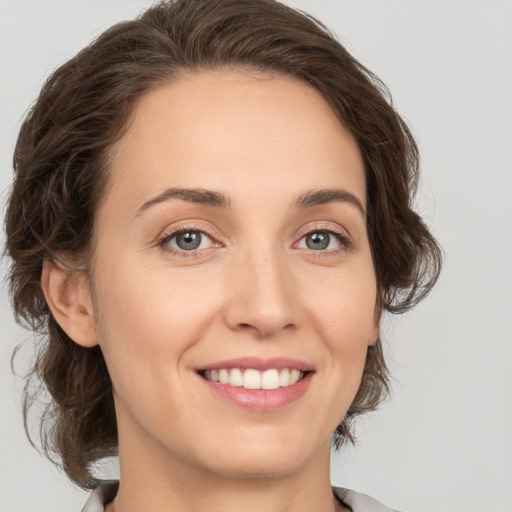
[81, 480, 399, 512]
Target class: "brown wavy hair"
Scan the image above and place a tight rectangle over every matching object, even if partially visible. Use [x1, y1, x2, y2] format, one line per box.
[5, 0, 441, 488]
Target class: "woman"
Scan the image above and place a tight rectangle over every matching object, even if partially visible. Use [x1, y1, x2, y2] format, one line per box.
[4, 0, 441, 511]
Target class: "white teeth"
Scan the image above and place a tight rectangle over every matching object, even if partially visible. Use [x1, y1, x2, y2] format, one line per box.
[228, 368, 243, 387]
[243, 369, 261, 389]
[203, 368, 306, 389]
[289, 369, 301, 385]
[261, 369, 280, 389]
[219, 369, 229, 384]
[279, 368, 290, 387]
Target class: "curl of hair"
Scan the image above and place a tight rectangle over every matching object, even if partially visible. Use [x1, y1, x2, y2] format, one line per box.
[5, 0, 442, 488]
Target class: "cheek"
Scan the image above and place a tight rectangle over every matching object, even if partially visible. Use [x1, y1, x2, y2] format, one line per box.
[90, 266, 226, 442]
[91, 263, 222, 386]
[302, 261, 378, 396]
[305, 264, 378, 343]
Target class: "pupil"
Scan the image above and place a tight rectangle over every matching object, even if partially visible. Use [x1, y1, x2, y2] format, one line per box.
[306, 232, 329, 250]
[176, 231, 201, 250]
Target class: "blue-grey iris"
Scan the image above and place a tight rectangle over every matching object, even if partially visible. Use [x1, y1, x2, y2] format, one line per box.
[306, 232, 330, 250]
[176, 231, 202, 250]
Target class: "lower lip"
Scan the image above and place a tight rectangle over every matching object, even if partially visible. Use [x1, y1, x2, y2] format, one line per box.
[197, 372, 313, 411]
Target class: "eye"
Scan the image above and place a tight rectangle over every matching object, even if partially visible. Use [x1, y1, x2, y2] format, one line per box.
[161, 229, 213, 252]
[297, 230, 345, 251]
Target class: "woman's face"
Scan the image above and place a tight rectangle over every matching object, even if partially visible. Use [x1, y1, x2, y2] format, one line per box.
[89, 69, 379, 479]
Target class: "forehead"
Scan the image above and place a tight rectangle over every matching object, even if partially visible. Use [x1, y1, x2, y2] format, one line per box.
[104, 69, 365, 216]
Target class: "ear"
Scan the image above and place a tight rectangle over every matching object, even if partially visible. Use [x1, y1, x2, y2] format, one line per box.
[41, 260, 98, 348]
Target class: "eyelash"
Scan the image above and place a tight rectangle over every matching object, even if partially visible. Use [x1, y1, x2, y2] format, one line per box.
[295, 224, 352, 257]
[157, 225, 218, 258]
[157, 224, 351, 258]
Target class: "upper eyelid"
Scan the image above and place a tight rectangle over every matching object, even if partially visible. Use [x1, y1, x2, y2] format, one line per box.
[295, 227, 350, 249]
[298, 222, 351, 240]
[159, 227, 217, 248]
[158, 221, 222, 242]
[163, 228, 213, 242]
[158, 228, 218, 257]
[159, 221, 349, 239]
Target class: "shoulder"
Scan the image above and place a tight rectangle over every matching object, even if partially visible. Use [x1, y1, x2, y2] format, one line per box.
[333, 486, 401, 512]
[80, 481, 119, 512]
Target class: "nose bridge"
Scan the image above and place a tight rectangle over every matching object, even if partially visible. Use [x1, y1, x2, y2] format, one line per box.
[224, 234, 296, 337]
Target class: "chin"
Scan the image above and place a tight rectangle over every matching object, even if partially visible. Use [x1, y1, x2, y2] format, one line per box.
[197, 431, 322, 480]
[209, 452, 310, 480]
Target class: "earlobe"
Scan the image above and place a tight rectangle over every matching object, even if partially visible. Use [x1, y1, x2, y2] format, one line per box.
[369, 325, 380, 347]
[369, 304, 382, 347]
[41, 260, 98, 348]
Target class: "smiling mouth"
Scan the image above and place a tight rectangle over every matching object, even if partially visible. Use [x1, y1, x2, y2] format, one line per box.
[198, 368, 310, 390]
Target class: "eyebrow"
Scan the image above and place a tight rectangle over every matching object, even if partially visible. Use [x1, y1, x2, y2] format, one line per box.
[136, 187, 231, 215]
[136, 186, 365, 217]
[292, 189, 366, 216]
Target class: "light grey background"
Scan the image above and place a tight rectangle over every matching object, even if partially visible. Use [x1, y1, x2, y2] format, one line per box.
[1, 1, 511, 511]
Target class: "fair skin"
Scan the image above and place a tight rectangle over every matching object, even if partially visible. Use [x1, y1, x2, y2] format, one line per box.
[42, 69, 379, 512]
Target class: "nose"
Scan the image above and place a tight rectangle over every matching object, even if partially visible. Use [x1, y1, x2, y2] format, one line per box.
[223, 246, 297, 339]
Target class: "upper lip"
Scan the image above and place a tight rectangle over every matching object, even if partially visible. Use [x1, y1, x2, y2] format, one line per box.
[196, 357, 314, 372]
